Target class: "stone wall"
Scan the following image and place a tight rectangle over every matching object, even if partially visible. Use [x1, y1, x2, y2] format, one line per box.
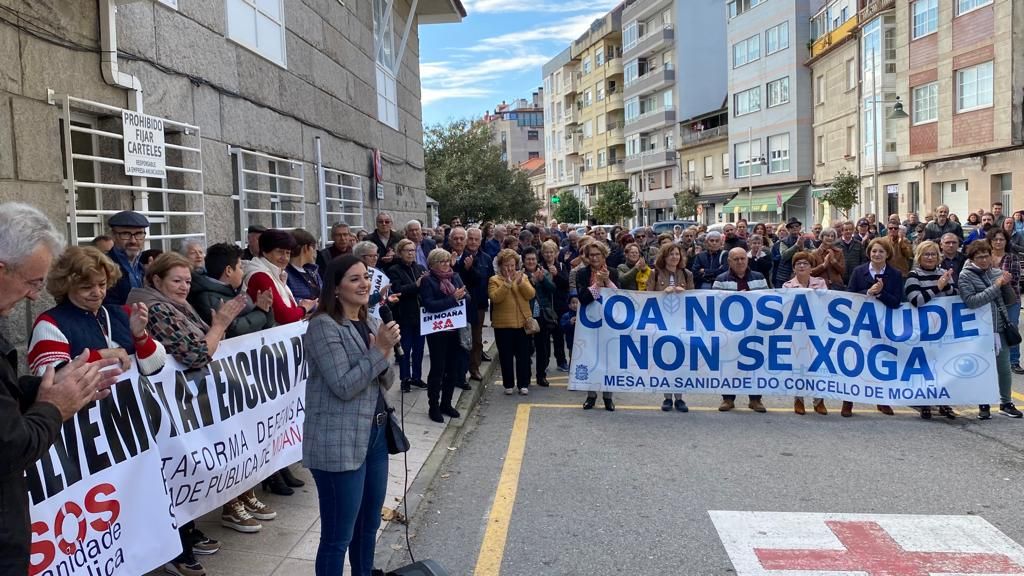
[0, 0, 432, 354]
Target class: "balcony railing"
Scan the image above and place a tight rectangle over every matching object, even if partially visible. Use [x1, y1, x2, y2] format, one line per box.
[681, 125, 727, 145]
[624, 105, 675, 127]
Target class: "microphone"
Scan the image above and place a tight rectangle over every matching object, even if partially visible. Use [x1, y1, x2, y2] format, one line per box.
[377, 299, 403, 357]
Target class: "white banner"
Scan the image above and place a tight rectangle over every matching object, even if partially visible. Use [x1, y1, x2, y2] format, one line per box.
[26, 380, 180, 576]
[368, 268, 391, 320]
[29, 322, 308, 574]
[146, 322, 306, 522]
[569, 289, 997, 405]
[420, 302, 467, 335]
[121, 110, 166, 178]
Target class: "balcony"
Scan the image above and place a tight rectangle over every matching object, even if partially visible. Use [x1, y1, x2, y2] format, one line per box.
[605, 89, 624, 109]
[565, 133, 583, 155]
[623, 0, 672, 31]
[809, 15, 858, 61]
[563, 107, 577, 125]
[624, 149, 677, 173]
[858, 0, 895, 24]
[624, 106, 676, 135]
[625, 26, 674, 57]
[680, 125, 728, 148]
[624, 65, 674, 97]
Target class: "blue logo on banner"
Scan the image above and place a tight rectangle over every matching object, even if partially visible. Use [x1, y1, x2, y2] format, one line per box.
[574, 364, 589, 382]
[943, 354, 988, 378]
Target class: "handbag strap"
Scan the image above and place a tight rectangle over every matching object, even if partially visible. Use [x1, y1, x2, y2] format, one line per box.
[976, 267, 1012, 324]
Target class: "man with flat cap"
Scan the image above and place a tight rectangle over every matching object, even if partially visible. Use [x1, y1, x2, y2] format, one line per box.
[104, 210, 150, 306]
[243, 224, 267, 261]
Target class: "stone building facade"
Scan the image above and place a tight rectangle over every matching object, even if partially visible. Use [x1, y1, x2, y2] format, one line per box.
[0, 0, 463, 349]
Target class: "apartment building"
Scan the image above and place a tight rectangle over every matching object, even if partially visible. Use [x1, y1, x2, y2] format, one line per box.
[482, 91, 545, 170]
[679, 110, 738, 225]
[0, 0, 464, 348]
[726, 0, 815, 225]
[542, 47, 585, 214]
[572, 6, 627, 209]
[807, 0, 860, 223]
[621, 0, 728, 225]
[873, 0, 1023, 220]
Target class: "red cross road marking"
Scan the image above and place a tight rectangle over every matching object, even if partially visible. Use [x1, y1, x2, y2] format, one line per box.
[755, 520, 1024, 575]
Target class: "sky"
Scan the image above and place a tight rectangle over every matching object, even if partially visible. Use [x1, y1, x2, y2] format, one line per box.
[418, 0, 623, 127]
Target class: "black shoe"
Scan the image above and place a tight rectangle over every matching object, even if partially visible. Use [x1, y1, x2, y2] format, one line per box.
[1000, 403, 1023, 418]
[919, 406, 932, 420]
[979, 404, 992, 420]
[583, 397, 596, 410]
[938, 405, 957, 419]
[557, 362, 569, 372]
[262, 473, 294, 496]
[604, 398, 615, 412]
[428, 406, 444, 423]
[537, 378, 550, 387]
[455, 381, 471, 391]
[481, 352, 493, 362]
[414, 379, 428, 389]
[675, 399, 689, 413]
[279, 466, 305, 487]
[1012, 363, 1024, 375]
[401, 380, 412, 393]
[441, 405, 461, 418]
[661, 398, 673, 411]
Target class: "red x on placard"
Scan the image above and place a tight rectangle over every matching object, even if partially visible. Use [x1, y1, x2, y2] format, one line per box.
[755, 520, 1023, 575]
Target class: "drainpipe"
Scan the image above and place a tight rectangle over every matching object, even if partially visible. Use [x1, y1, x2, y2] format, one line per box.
[99, 0, 143, 112]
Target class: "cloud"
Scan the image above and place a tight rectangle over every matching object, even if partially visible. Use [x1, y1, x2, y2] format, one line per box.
[462, 0, 619, 13]
[466, 12, 607, 53]
[420, 54, 549, 105]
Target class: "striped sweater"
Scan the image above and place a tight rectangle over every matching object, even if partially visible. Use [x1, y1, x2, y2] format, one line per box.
[28, 306, 165, 376]
[904, 266, 957, 307]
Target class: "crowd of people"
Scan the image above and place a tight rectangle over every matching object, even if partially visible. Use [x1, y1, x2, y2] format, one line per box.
[1, 199, 1022, 576]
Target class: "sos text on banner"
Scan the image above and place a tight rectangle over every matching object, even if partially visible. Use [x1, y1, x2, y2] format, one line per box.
[28, 322, 309, 576]
[420, 302, 467, 335]
[569, 289, 997, 405]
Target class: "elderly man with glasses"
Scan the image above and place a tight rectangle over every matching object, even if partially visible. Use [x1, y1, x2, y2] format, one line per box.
[104, 210, 150, 306]
[367, 212, 400, 265]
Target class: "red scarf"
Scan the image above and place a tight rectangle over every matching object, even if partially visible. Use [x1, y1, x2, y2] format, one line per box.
[432, 268, 456, 296]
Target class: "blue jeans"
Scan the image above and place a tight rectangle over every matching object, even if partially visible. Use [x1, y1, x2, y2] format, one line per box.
[1008, 302, 1021, 365]
[398, 329, 425, 381]
[311, 424, 389, 576]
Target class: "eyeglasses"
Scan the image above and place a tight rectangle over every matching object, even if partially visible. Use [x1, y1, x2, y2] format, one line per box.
[115, 231, 147, 241]
[921, 252, 939, 258]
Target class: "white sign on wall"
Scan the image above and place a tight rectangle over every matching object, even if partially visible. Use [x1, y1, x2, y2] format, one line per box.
[122, 110, 166, 178]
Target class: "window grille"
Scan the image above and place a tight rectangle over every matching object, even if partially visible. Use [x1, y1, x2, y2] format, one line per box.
[315, 138, 365, 246]
[51, 92, 206, 249]
[230, 147, 306, 240]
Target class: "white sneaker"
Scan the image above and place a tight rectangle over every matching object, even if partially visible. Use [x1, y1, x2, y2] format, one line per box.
[504, 388, 514, 395]
[519, 387, 529, 396]
[221, 500, 262, 533]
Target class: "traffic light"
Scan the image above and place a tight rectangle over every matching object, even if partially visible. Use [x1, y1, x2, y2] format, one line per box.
[551, 195, 560, 204]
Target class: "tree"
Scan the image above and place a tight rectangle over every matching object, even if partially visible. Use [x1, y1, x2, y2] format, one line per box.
[820, 168, 861, 220]
[424, 119, 540, 223]
[553, 191, 588, 224]
[674, 189, 698, 220]
[591, 181, 635, 225]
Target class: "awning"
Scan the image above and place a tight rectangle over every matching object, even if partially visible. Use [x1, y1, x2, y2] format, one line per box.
[724, 187, 800, 213]
[696, 191, 738, 205]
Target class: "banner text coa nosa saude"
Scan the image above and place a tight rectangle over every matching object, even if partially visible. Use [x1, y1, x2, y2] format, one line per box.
[569, 289, 996, 405]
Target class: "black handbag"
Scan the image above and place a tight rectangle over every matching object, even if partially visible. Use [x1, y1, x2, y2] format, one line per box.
[383, 403, 410, 455]
[999, 308, 1023, 346]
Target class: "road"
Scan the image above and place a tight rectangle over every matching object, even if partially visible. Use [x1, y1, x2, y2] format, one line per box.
[386, 372, 1024, 576]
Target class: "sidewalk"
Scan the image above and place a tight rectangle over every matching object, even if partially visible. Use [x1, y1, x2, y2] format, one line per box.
[173, 328, 495, 576]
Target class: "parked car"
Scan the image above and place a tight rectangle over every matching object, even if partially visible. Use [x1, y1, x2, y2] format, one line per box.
[651, 220, 699, 235]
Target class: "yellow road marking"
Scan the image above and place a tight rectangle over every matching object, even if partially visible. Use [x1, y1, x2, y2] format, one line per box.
[472, 399, 945, 575]
[474, 404, 532, 576]
[1013, 391, 1024, 404]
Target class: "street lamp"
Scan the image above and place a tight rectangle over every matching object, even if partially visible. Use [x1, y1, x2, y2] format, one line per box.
[745, 154, 767, 222]
[864, 45, 909, 221]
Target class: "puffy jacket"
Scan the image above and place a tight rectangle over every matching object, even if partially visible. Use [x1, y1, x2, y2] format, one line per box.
[958, 262, 1015, 331]
[189, 273, 275, 338]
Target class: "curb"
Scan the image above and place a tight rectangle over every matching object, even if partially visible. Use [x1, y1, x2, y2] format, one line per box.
[375, 342, 499, 568]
